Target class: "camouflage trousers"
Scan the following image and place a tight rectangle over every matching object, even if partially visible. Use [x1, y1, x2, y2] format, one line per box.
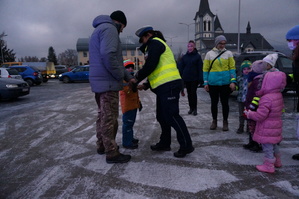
[95, 91, 120, 158]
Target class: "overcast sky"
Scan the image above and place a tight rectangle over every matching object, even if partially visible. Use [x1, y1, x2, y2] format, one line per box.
[0, 0, 298, 60]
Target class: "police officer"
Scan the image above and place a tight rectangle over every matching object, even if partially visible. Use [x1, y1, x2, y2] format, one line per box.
[134, 26, 194, 158]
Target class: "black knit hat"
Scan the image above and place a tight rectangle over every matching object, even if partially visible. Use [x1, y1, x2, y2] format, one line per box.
[110, 10, 127, 27]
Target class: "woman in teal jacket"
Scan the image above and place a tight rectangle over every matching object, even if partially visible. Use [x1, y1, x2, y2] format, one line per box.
[203, 35, 236, 131]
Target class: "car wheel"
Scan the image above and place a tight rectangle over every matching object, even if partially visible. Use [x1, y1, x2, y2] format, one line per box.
[25, 79, 34, 86]
[35, 82, 41, 85]
[62, 76, 70, 83]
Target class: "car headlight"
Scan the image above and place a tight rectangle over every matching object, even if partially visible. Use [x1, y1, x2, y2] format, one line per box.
[59, 74, 62, 77]
[6, 84, 18, 88]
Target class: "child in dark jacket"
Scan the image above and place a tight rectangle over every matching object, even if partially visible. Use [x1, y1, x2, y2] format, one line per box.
[243, 60, 268, 152]
[245, 71, 286, 173]
[236, 60, 251, 134]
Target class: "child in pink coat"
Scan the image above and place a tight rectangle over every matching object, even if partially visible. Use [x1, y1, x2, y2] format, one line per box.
[245, 71, 287, 173]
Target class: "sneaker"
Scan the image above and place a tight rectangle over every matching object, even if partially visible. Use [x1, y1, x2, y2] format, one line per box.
[106, 153, 131, 164]
[132, 138, 139, 144]
[123, 143, 138, 149]
[150, 143, 171, 151]
[174, 147, 194, 158]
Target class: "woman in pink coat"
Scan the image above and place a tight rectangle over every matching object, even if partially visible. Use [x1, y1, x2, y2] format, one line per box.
[245, 71, 287, 173]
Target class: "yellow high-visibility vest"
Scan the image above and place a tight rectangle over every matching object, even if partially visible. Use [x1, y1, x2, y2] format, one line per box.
[147, 37, 181, 89]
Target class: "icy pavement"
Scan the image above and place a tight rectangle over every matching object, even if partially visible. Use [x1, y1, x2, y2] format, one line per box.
[0, 84, 299, 199]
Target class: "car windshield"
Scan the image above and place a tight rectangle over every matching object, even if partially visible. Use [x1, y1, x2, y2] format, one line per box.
[280, 56, 293, 69]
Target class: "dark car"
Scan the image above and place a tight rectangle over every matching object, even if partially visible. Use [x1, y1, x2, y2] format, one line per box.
[0, 78, 30, 100]
[54, 65, 70, 78]
[10, 65, 43, 86]
[234, 51, 294, 92]
[59, 65, 89, 83]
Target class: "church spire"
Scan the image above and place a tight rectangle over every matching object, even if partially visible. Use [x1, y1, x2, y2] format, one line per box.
[194, 0, 215, 19]
[246, 21, 251, 34]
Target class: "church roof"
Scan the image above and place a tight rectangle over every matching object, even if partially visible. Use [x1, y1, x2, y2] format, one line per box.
[214, 15, 223, 31]
[201, 33, 274, 51]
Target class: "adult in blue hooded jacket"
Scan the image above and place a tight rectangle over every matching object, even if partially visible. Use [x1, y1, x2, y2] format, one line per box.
[89, 10, 135, 164]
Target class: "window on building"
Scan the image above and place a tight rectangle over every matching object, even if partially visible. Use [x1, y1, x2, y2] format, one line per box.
[83, 52, 88, 57]
[122, 50, 127, 56]
[208, 21, 211, 31]
[204, 21, 207, 31]
[131, 50, 135, 56]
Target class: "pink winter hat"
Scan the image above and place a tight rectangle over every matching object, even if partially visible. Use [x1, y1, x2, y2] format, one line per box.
[251, 60, 268, 73]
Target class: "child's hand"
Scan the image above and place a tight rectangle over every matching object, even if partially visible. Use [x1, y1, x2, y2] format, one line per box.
[243, 109, 249, 119]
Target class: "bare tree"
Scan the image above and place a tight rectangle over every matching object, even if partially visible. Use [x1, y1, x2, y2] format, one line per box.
[58, 49, 78, 66]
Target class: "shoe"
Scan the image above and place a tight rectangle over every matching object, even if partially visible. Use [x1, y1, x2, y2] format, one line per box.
[236, 125, 244, 134]
[210, 120, 217, 130]
[150, 143, 171, 151]
[256, 158, 275, 173]
[132, 138, 139, 144]
[222, 120, 229, 131]
[249, 143, 262, 153]
[188, 109, 193, 114]
[97, 148, 105, 155]
[106, 153, 131, 164]
[174, 147, 194, 158]
[97, 146, 119, 155]
[123, 143, 138, 149]
[243, 142, 254, 150]
[192, 110, 197, 116]
[292, 154, 299, 160]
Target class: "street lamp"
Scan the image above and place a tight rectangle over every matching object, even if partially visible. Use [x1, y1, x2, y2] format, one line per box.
[165, 36, 177, 47]
[0, 33, 8, 64]
[179, 22, 195, 41]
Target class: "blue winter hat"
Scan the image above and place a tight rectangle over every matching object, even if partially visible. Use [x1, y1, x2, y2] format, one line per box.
[286, 25, 299, 40]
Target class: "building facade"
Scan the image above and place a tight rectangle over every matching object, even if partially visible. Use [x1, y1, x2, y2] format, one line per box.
[194, 0, 274, 57]
[76, 37, 145, 69]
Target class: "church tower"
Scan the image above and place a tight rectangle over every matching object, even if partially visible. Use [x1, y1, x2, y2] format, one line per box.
[194, 0, 223, 51]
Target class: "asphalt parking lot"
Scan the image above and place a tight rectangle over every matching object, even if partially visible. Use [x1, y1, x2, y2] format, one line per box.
[1, 79, 299, 198]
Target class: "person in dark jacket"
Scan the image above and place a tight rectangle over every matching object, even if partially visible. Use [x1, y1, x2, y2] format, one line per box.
[134, 26, 194, 158]
[89, 10, 135, 164]
[178, 40, 203, 116]
[286, 24, 299, 160]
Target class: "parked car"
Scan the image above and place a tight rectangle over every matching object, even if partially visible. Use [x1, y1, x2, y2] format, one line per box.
[59, 65, 89, 83]
[0, 78, 30, 100]
[10, 65, 43, 86]
[0, 68, 22, 79]
[55, 65, 70, 78]
[234, 51, 294, 92]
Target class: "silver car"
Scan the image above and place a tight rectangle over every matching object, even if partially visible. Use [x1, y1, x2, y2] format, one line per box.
[0, 68, 22, 79]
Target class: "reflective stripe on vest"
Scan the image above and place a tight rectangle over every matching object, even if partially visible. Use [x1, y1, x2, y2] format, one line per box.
[147, 37, 181, 89]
